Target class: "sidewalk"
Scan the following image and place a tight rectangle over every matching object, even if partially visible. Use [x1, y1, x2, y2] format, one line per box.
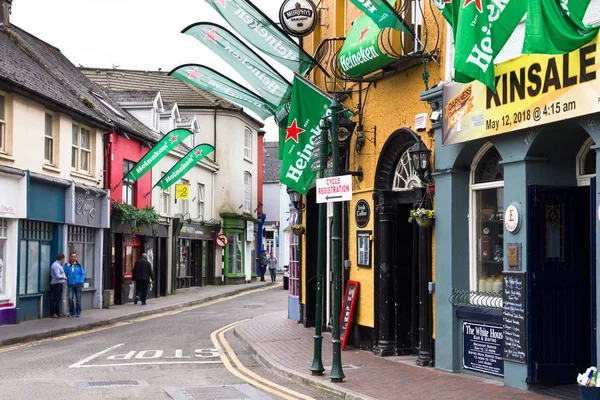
[235, 311, 553, 400]
[0, 283, 272, 348]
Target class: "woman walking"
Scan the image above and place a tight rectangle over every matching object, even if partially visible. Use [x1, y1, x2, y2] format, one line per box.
[267, 252, 278, 283]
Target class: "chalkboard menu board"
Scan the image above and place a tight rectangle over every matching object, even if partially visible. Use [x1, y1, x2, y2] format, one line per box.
[340, 280, 359, 350]
[503, 272, 527, 363]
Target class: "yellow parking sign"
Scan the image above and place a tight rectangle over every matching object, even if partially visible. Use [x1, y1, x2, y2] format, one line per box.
[175, 184, 189, 199]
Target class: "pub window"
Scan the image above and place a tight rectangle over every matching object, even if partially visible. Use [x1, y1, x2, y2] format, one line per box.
[470, 144, 504, 295]
[288, 226, 300, 297]
[227, 232, 243, 275]
[67, 226, 95, 288]
[124, 235, 141, 279]
[19, 221, 53, 295]
[122, 160, 135, 206]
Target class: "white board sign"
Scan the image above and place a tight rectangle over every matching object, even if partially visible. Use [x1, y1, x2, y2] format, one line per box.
[316, 175, 352, 204]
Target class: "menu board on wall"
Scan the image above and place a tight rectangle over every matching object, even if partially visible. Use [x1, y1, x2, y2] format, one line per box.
[463, 322, 504, 376]
[502, 272, 527, 364]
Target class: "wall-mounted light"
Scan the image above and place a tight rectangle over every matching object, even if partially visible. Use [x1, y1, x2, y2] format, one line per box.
[408, 139, 432, 183]
[286, 187, 304, 210]
[355, 130, 366, 153]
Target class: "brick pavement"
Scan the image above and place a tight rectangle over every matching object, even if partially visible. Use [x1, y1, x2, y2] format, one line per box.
[235, 311, 552, 400]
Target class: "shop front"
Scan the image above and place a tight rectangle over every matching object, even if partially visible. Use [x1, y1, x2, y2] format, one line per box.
[424, 37, 600, 389]
[64, 184, 109, 309]
[173, 221, 219, 289]
[0, 166, 27, 325]
[221, 214, 259, 284]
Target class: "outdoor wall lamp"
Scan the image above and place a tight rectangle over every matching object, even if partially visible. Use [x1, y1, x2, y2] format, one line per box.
[286, 187, 304, 210]
[151, 221, 159, 236]
[355, 130, 366, 153]
[408, 139, 432, 183]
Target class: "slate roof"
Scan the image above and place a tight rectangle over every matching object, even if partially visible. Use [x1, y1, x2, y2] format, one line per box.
[80, 68, 240, 110]
[105, 90, 159, 104]
[0, 25, 161, 143]
[263, 141, 281, 183]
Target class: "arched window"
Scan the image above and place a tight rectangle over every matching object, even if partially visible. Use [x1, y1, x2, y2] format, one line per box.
[576, 137, 596, 186]
[392, 148, 424, 191]
[470, 144, 504, 295]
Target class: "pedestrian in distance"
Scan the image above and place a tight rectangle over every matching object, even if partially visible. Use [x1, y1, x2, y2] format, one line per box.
[132, 253, 154, 305]
[64, 251, 85, 317]
[260, 251, 269, 282]
[267, 252, 278, 283]
[50, 253, 67, 318]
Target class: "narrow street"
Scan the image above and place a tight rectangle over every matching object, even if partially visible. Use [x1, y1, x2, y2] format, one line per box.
[0, 286, 323, 400]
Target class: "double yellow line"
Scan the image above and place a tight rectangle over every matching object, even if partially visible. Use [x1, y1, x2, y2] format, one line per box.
[211, 321, 316, 400]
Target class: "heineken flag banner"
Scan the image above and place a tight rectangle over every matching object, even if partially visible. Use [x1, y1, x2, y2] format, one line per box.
[204, 0, 314, 73]
[124, 128, 193, 182]
[349, 0, 413, 33]
[183, 22, 292, 109]
[338, 14, 396, 78]
[155, 144, 216, 190]
[434, 0, 526, 91]
[280, 75, 332, 194]
[523, 0, 599, 55]
[169, 64, 275, 120]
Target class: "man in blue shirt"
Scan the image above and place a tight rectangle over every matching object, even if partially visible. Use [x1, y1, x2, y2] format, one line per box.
[50, 254, 67, 318]
[64, 251, 85, 317]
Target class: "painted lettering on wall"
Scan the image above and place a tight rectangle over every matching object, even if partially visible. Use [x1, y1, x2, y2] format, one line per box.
[0, 205, 15, 215]
[75, 193, 97, 225]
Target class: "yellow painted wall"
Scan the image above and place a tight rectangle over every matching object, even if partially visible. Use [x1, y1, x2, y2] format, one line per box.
[303, 1, 447, 331]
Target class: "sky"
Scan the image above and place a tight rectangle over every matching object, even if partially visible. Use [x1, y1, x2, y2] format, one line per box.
[11, 0, 292, 142]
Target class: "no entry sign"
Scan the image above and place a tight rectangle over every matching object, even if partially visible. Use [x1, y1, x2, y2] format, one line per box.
[216, 233, 229, 248]
[316, 175, 352, 204]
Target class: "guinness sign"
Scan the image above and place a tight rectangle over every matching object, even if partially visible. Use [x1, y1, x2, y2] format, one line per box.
[279, 0, 318, 38]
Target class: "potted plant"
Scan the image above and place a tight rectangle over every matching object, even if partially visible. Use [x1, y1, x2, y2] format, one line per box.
[112, 200, 160, 228]
[408, 208, 435, 227]
[291, 224, 305, 236]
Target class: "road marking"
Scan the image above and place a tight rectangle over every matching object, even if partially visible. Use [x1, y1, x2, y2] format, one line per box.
[69, 344, 125, 368]
[211, 321, 316, 400]
[0, 285, 279, 355]
[72, 360, 223, 368]
[71, 347, 222, 368]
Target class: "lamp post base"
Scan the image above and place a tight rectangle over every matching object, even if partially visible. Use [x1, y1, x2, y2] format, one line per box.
[310, 334, 325, 375]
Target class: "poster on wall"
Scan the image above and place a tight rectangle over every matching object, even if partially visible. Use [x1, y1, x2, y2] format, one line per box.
[443, 33, 600, 146]
[463, 322, 504, 377]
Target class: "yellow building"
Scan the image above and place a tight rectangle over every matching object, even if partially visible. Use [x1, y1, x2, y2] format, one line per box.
[297, 0, 447, 361]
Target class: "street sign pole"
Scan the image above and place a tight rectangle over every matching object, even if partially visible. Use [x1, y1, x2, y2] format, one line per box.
[329, 93, 345, 383]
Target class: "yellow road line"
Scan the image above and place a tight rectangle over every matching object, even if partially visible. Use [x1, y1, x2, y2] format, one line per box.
[0, 285, 277, 354]
[211, 321, 315, 400]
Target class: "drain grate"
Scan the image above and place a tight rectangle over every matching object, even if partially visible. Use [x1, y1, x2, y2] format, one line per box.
[165, 384, 272, 400]
[77, 380, 147, 389]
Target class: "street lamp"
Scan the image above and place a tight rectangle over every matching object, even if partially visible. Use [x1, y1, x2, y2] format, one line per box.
[286, 188, 303, 210]
[408, 139, 432, 182]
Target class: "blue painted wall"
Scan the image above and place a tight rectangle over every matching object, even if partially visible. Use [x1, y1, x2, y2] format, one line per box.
[28, 181, 65, 223]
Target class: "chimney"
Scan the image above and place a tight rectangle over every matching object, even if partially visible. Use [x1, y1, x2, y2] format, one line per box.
[0, 0, 12, 27]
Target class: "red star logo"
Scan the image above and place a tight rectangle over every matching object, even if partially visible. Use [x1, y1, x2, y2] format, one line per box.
[359, 25, 370, 42]
[195, 150, 203, 157]
[170, 135, 178, 143]
[285, 119, 305, 143]
[463, 0, 483, 12]
[203, 28, 220, 44]
[186, 68, 203, 80]
[213, 0, 227, 7]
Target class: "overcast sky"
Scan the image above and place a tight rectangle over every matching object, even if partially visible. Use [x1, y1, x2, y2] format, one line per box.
[11, 0, 289, 141]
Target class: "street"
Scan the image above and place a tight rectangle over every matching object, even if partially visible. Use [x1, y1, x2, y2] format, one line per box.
[0, 285, 323, 400]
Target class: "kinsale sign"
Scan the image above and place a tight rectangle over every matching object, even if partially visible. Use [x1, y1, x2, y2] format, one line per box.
[442, 33, 600, 146]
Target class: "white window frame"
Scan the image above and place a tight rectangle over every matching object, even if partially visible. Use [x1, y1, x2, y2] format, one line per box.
[44, 112, 55, 165]
[243, 172, 252, 213]
[159, 172, 171, 216]
[244, 127, 252, 161]
[577, 137, 596, 187]
[71, 123, 92, 174]
[180, 179, 190, 216]
[122, 160, 136, 206]
[197, 183, 205, 219]
[469, 143, 505, 295]
[0, 92, 6, 154]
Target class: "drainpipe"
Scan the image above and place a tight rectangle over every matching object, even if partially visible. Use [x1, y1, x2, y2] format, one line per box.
[213, 106, 218, 163]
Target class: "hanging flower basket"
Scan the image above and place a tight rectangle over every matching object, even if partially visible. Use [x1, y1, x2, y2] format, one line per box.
[291, 224, 305, 236]
[408, 208, 435, 227]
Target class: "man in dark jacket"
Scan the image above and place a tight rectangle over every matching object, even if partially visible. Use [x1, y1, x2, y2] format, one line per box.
[132, 253, 154, 305]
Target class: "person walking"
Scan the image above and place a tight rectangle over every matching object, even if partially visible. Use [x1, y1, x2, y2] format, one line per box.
[259, 251, 269, 282]
[64, 251, 85, 317]
[267, 252, 278, 283]
[132, 253, 154, 305]
[50, 254, 67, 318]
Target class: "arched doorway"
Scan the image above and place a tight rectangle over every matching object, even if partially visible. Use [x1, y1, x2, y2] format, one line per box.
[373, 128, 429, 358]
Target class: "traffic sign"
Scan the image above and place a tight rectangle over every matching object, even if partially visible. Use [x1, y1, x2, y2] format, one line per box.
[216, 233, 229, 248]
[316, 175, 352, 203]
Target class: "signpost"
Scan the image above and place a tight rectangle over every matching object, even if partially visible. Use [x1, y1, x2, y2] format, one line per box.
[216, 233, 229, 248]
[316, 175, 352, 203]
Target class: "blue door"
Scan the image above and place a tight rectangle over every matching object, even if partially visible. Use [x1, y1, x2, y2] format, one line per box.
[527, 185, 592, 383]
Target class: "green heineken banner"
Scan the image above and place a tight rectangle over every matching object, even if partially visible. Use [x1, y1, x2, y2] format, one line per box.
[169, 64, 275, 120]
[204, 0, 314, 73]
[434, 0, 526, 91]
[121, 129, 193, 187]
[280, 75, 332, 195]
[155, 144, 215, 190]
[338, 14, 396, 78]
[349, 0, 413, 33]
[524, 0, 599, 55]
[183, 22, 292, 109]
